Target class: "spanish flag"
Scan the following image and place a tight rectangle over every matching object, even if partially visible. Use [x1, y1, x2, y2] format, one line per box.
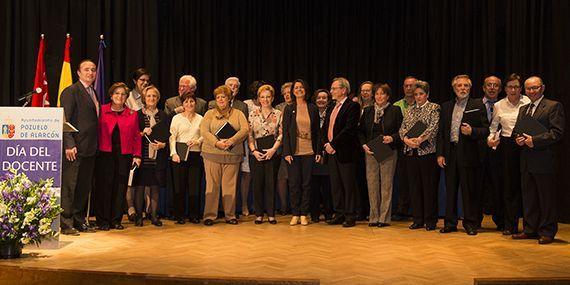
[57, 34, 72, 107]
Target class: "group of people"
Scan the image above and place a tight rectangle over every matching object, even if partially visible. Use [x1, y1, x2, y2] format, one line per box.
[58, 59, 565, 245]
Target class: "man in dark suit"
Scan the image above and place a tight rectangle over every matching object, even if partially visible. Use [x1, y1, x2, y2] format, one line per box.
[207, 77, 249, 119]
[59, 59, 100, 235]
[437, 74, 489, 235]
[323, 77, 362, 227]
[480, 76, 504, 231]
[512, 76, 565, 245]
[165, 75, 207, 117]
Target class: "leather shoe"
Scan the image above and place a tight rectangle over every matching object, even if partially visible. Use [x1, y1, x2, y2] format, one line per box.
[176, 218, 186, 225]
[111, 224, 125, 230]
[538, 236, 554, 244]
[440, 226, 458, 233]
[512, 232, 539, 239]
[327, 215, 345, 225]
[368, 222, 379, 227]
[75, 223, 96, 233]
[425, 224, 436, 231]
[466, 228, 478, 235]
[189, 217, 200, 224]
[268, 217, 277, 224]
[204, 219, 214, 226]
[254, 216, 263, 224]
[409, 223, 423, 230]
[61, 227, 79, 236]
[226, 219, 239, 225]
[378, 222, 390, 227]
[502, 229, 514, 235]
[97, 224, 110, 231]
[342, 220, 356, 227]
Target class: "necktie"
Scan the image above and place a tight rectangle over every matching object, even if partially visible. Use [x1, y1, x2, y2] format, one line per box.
[527, 103, 535, 117]
[87, 86, 100, 117]
[487, 101, 495, 121]
[327, 102, 342, 141]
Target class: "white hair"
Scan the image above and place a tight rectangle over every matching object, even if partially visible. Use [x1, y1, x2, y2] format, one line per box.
[225, 76, 240, 86]
[179, 75, 197, 87]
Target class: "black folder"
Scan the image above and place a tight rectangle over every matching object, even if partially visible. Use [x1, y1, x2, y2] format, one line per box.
[175, 142, 190, 161]
[405, 121, 427, 138]
[256, 135, 276, 152]
[215, 122, 237, 139]
[513, 116, 548, 137]
[149, 120, 169, 143]
[366, 136, 393, 163]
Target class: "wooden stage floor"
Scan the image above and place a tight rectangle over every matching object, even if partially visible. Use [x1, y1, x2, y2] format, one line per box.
[1, 215, 569, 285]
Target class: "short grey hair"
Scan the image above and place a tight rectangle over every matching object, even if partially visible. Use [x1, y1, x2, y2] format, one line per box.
[281, 82, 292, 94]
[415, 80, 430, 94]
[180, 75, 197, 87]
[451, 74, 472, 87]
[333, 77, 351, 94]
[225, 77, 240, 86]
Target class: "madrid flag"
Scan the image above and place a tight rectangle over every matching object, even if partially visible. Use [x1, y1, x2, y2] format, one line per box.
[31, 35, 49, 107]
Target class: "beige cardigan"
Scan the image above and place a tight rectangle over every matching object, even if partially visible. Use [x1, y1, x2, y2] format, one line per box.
[200, 108, 249, 163]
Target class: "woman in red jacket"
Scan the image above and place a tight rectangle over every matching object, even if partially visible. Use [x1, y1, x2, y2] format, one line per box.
[95, 82, 142, 230]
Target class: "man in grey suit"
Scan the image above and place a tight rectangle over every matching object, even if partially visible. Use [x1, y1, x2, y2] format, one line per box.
[59, 59, 100, 235]
[512, 76, 565, 244]
[208, 77, 249, 118]
[165, 75, 207, 117]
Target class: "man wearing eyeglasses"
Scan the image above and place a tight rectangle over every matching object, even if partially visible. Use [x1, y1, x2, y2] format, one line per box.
[480, 76, 504, 232]
[437, 75, 490, 235]
[512, 76, 565, 245]
[323, 77, 362, 227]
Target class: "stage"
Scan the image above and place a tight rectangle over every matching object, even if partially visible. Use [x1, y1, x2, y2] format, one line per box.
[1, 216, 569, 285]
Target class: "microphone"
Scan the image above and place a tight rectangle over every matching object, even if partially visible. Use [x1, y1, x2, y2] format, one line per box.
[18, 87, 42, 102]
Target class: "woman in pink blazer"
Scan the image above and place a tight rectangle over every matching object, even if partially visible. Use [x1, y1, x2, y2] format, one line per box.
[95, 82, 142, 231]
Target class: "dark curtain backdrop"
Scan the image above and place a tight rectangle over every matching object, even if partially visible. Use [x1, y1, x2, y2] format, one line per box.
[1, 0, 569, 221]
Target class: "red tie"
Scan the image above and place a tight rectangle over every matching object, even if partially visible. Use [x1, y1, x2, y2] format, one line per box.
[327, 102, 342, 141]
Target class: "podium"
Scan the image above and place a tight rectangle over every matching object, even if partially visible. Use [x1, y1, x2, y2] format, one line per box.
[0, 107, 64, 248]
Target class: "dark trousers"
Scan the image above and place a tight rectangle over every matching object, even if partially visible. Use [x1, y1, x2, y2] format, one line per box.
[171, 152, 203, 220]
[288, 155, 313, 216]
[95, 151, 131, 226]
[250, 156, 279, 217]
[328, 154, 357, 221]
[310, 174, 333, 220]
[521, 170, 557, 238]
[443, 146, 482, 229]
[501, 137, 523, 232]
[481, 147, 503, 228]
[61, 155, 96, 229]
[407, 153, 439, 226]
[396, 153, 411, 216]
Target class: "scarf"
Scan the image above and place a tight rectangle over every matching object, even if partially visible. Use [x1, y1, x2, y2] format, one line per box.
[142, 107, 159, 159]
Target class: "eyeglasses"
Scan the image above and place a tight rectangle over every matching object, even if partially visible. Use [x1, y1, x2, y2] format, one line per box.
[360, 90, 372, 94]
[505, 85, 521, 90]
[525, 85, 542, 92]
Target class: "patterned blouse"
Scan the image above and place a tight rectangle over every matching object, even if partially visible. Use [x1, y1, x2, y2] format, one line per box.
[399, 101, 440, 156]
[248, 107, 283, 144]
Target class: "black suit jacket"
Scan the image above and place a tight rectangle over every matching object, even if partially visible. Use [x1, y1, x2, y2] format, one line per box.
[60, 81, 99, 157]
[282, 102, 320, 157]
[516, 97, 565, 174]
[322, 98, 361, 163]
[436, 97, 490, 167]
[358, 104, 403, 149]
